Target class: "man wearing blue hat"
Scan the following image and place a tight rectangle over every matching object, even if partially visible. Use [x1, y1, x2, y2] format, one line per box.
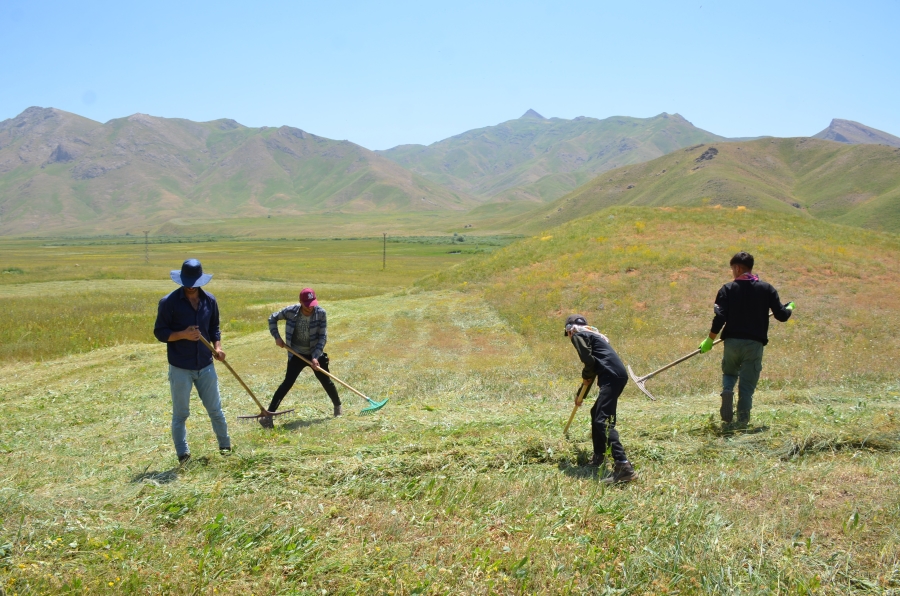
[153, 259, 231, 464]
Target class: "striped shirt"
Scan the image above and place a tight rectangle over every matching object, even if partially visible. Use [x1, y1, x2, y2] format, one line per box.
[268, 304, 327, 360]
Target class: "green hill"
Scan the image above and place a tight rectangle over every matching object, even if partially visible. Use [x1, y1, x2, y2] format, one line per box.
[421, 206, 900, 393]
[379, 110, 724, 204]
[0, 108, 475, 235]
[507, 138, 900, 233]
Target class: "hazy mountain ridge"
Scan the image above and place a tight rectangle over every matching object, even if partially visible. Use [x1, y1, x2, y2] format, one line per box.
[813, 119, 900, 148]
[0, 107, 473, 234]
[509, 138, 900, 233]
[378, 111, 726, 204]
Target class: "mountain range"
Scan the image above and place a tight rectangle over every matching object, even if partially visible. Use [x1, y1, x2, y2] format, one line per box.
[0, 106, 899, 235]
[0, 107, 473, 234]
[379, 110, 725, 204]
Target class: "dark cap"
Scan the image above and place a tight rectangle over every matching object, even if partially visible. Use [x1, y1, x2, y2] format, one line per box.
[564, 314, 587, 336]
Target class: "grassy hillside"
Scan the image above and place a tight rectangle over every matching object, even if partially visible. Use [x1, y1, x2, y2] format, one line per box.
[0, 108, 475, 235]
[421, 206, 900, 393]
[508, 138, 900, 233]
[379, 111, 724, 204]
[1, 221, 899, 593]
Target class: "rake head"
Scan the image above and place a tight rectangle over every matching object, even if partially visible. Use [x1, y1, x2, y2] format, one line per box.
[627, 365, 657, 401]
[237, 408, 295, 421]
[359, 398, 388, 414]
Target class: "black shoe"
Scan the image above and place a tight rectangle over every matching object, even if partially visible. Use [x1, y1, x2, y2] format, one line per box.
[258, 415, 274, 429]
[333, 404, 343, 417]
[178, 453, 191, 465]
[720, 391, 734, 423]
[735, 411, 750, 428]
[219, 447, 233, 456]
[602, 461, 637, 484]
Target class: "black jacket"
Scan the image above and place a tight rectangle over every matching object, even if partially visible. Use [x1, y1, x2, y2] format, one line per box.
[711, 278, 791, 345]
[570, 331, 628, 384]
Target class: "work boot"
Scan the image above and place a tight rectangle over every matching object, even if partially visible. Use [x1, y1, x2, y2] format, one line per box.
[333, 404, 343, 417]
[177, 453, 191, 466]
[735, 410, 751, 428]
[587, 453, 605, 467]
[258, 415, 274, 429]
[719, 390, 734, 423]
[602, 461, 637, 484]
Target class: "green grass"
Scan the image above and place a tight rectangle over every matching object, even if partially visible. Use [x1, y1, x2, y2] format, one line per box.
[0, 237, 487, 362]
[1, 211, 899, 594]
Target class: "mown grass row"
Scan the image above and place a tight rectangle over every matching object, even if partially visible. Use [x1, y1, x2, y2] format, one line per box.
[1, 291, 898, 594]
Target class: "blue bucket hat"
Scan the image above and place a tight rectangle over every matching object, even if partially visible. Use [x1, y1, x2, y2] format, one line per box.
[170, 259, 213, 288]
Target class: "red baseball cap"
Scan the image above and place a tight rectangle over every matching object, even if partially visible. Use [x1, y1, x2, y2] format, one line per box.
[299, 288, 318, 307]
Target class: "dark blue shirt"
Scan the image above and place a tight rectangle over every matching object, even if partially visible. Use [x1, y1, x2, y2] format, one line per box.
[153, 287, 221, 370]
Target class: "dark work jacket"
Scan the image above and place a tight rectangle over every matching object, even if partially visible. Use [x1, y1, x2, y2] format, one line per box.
[711, 278, 791, 345]
[153, 287, 221, 369]
[570, 331, 628, 385]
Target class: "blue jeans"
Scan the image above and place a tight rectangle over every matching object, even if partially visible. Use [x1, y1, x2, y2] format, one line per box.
[169, 363, 231, 456]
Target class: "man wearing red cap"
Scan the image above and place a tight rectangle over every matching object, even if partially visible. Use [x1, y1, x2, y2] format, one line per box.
[263, 288, 341, 426]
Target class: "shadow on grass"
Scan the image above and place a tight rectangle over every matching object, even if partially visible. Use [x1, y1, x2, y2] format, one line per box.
[131, 467, 180, 485]
[130, 456, 212, 485]
[558, 462, 601, 479]
[282, 417, 330, 431]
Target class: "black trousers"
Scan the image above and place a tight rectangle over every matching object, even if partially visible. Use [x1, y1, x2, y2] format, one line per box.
[268, 352, 340, 412]
[590, 378, 628, 463]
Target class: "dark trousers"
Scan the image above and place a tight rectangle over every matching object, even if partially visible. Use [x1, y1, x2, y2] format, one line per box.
[590, 378, 628, 463]
[268, 352, 340, 412]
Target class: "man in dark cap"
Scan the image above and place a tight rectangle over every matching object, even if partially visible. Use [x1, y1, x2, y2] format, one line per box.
[699, 251, 795, 427]
[565, 314, 636, 483]
[153, 259, 231, 464]
[262, 287, 341, 428]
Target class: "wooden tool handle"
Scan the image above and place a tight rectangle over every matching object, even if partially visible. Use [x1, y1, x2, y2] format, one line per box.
[563, 383, 591, 435]
[282, 345, 373, 403]
[197, 335, 268, 414]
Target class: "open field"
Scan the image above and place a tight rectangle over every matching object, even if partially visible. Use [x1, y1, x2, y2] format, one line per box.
[1, 291, 898, 594]
[1, 208, 899, 594]
[0, 237, 514, 362]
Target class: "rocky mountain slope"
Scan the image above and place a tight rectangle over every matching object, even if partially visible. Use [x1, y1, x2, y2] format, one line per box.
[812, 119, 900, 147]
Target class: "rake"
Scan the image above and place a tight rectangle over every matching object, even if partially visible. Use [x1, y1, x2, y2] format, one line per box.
[281, 345, 388, 414]
[627, 313, 774, 401]
[198, 335, 295, 421]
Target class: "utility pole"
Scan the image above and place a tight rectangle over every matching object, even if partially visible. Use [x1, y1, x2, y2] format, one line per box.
[143, 231, 150, 263]
[382, 233, 386, 270]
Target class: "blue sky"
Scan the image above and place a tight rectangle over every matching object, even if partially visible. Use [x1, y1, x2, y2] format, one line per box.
[2, 0, 898, 150]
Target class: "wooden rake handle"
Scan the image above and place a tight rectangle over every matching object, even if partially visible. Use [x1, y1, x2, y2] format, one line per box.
[281, 344, 374, 404]
[563, 382, 592, 436]
[636, 312, 776, 383]
[197, 335, 268, 414]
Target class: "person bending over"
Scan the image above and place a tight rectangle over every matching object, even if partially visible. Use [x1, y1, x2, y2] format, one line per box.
[566, 314, 636, 483]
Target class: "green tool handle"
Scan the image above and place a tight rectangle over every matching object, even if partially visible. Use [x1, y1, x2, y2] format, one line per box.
[197, 335, 269, 414]
[281, 344, 376, 405]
